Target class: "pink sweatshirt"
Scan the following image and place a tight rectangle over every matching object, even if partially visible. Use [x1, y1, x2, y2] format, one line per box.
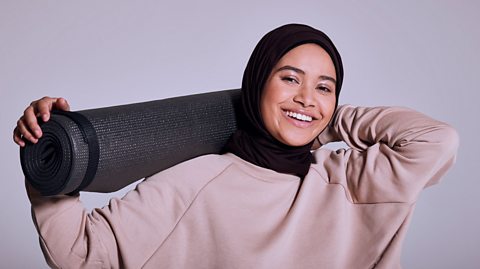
[28, 105, 459, 269]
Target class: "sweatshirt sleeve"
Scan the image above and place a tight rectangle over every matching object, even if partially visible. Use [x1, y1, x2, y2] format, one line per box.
[27, 154, 228, 268]
[316, 105, 459, 204]
[27, 172, 197, 268]
[27, 186, 114, 268]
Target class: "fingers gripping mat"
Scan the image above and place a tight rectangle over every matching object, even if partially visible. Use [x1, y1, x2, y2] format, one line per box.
[20, 89, 241, 196]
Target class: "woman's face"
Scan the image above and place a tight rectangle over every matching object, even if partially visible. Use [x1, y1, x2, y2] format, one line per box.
[260, 43, 337, 147]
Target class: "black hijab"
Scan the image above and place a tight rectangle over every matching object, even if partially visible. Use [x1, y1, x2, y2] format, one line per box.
[224, 23, 344, 177]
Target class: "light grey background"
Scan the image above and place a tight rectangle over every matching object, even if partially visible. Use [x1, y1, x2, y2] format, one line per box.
[1, 1, 478, 268]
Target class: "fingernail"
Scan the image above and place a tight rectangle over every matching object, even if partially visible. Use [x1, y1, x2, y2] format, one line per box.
[35, 129, 42, 137]
[42, 114, 49, 122]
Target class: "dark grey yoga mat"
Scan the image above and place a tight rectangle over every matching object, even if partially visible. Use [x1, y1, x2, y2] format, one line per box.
[20, 89, 241, 196]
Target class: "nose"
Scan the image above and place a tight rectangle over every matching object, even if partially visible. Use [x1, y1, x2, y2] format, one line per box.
[293, 85, 315, 108]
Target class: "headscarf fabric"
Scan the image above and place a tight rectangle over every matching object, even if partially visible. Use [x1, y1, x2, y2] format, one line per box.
[224, 23, 344, 178]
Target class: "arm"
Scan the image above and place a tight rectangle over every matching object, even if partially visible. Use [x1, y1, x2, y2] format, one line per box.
[26, 185, 115, 268]
[317, 105, 459, 203]
[15, 98, 181, 268]
[26, 172, 192, 268]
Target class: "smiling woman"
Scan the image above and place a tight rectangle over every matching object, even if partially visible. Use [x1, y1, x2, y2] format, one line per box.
[14, 23, 458, 269]
[224, 24, 344, 178]
[261, 44, 337, 147]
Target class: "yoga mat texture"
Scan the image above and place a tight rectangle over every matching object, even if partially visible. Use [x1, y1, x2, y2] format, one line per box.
[20, 89, 241, 196]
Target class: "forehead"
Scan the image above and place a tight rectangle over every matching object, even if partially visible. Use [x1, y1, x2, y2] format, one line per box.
[275, 43, 336, 78]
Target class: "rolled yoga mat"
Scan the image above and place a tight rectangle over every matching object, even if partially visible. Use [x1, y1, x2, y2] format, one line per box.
[20, 89, 241, 196]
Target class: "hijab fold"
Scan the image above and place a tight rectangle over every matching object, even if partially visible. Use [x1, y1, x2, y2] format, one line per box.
[224, 24, 344, 178]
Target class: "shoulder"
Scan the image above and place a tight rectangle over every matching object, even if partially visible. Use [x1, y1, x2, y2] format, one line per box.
[158, 154, 233, 178]
[143, 154, 234, 191]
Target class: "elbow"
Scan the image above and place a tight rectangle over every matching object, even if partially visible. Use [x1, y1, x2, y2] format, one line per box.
[38, 235, 82, 269]
[437, 124, 460, 162]
[39, 236, 106, 269]
[422, 124, 459, 188]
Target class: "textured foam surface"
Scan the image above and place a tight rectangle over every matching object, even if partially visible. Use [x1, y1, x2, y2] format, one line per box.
[20, 89, 241, 195]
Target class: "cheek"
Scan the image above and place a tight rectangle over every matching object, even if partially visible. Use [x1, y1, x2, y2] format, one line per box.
[318, 96, 336, 119]
[260, 95, 279, 130]
[260, 91, 276, 131]
[260, 83, 289, 133]
[261, 82, 284, 114]
[259, 93, 270, 121]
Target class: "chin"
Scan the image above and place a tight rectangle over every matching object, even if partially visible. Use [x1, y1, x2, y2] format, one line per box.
[279, 137, 315, 147]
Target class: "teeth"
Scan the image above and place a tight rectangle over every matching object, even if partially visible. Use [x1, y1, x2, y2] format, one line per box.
[286, 111, 312, 122]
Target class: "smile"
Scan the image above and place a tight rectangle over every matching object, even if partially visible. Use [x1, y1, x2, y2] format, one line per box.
[285, 111, 313, 122]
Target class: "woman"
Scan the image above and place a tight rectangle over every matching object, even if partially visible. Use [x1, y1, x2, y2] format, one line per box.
[14, 24, 458, 269]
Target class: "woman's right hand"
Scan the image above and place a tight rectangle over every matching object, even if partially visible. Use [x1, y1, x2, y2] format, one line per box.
[13, 97, 70, 147]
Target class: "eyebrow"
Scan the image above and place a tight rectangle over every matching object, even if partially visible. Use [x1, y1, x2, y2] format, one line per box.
[276, 65, 336, 84]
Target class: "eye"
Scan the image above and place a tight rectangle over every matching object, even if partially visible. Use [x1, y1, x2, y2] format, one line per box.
[281, 76, 299, 84]
[316, 85, 332, 93]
